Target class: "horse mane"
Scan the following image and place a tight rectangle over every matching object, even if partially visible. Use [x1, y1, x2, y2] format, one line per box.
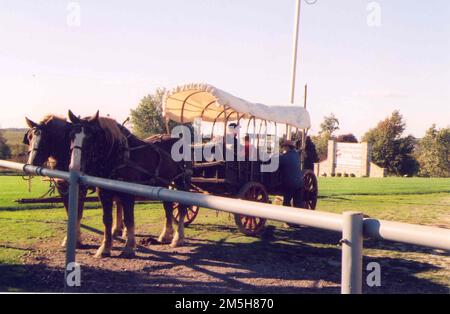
[40, 115, 67, 125]
[40, 115, 70, 139]
[97, 117, 128, 152]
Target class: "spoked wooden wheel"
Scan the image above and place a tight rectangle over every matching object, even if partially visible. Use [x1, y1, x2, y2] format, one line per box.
[285, 170, 318, 228]
[234, 182, 269, 236]
[172, 203, 200, 227]
[300, 169, 318, 210]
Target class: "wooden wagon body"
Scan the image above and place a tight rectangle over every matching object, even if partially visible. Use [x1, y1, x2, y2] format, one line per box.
[164, 83, 318, 235]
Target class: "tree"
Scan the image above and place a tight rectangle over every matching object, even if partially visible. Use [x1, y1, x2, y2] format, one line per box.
[362, 110, 418, 175]
[0, 130, 11, 159]
[394, 135, 419, 176]
[319, 113, 340, 136]
[9, 143, 28, 162]
[415, 125, 450, 177]
[336, 133, 358, 143]
[311, 114, 340, 161]
[311, 132, 331, 162]
[130, 88, 167, 138]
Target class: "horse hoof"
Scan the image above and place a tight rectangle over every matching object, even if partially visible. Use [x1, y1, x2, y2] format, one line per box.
[94, 251, 111, 259]
[94, 247, 111, 258]
[170, 239, 184, 248]
[158, 235, 173, 244]
[119, 249, 135, 259]
[61, 238, 67, 247]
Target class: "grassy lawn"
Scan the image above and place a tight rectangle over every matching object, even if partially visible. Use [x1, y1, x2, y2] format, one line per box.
[316, 177, 450, 226]
[318, 177, 450, 196]
[0, 175, 449, 292]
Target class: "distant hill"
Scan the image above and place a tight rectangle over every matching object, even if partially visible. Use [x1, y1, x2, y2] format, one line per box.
[1, 128, 28, 146]
[1, 129, 28, 163]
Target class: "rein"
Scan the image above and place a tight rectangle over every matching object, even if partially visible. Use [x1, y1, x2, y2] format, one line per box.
[113, 141, 165, 184]
[113, 136, 186, 186]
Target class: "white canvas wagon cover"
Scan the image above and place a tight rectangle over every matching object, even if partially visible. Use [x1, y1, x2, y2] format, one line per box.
[162, 83, 311, 129]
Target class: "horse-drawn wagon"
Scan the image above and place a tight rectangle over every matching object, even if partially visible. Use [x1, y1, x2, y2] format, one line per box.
[163, 83, 318, 235]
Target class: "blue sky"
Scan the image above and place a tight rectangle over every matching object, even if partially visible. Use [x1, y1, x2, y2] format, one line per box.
[0, 0, 449, 138]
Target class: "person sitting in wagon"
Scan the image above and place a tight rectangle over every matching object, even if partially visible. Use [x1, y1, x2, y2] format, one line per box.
[279, 140, 304, 207]
[226, 123, 242, 160]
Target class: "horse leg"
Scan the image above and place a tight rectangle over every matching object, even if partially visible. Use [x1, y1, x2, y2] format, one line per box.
[158, 202, 174, 244]
[171, 203, 187, 248]
[94, 190, 114, 258]
[60, 186, 85, 249]
[61, 193, 69, 247]
[120, 195, 136, 258]
[76, 188, 87, 248]
[112, 199, 125, 238]
[57, 180, 72, 247]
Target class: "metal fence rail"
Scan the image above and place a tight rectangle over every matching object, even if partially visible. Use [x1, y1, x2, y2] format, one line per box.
[1, 159, 449, 294]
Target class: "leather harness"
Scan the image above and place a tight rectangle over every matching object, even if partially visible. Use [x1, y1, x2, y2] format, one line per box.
[111, 132, 188, 187]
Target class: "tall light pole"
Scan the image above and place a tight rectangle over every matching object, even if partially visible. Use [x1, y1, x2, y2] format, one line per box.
[290, 0, 302, 105]
[287, 0, 302, 140]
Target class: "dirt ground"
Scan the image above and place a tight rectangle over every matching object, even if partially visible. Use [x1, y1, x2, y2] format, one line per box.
[8, 223, 449, 294]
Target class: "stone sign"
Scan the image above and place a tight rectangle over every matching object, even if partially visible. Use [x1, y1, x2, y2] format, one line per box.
[314, 140, 386, 177]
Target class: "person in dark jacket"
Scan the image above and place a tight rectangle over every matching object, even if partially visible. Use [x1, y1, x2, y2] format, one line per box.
[303, 136, 319, 170]
[226, 123, 240, 160]
[279, 140, 304, 207]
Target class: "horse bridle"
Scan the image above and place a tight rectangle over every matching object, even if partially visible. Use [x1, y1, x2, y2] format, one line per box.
[70, 123, 113, 176]
[24, 127, 43, 157]
[70, 124, 85, 153]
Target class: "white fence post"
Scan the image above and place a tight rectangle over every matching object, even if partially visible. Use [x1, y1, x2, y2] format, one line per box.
[64, 141, 82, 291]
[64, 170, 79, 290]
[341, 211, 363, 294]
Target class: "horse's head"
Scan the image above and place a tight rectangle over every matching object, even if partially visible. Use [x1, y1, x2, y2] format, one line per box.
[68, 110, 125, 175]
[68, 110, 100, 173]
[23, 118, 48, 166]
[23, 116, 71, 167]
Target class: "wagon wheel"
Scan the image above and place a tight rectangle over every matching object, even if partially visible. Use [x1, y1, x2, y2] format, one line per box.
[300, 169, 318, 210]
[284, 170, 318, 228]
[234, 182, 269, 236]
[172, 203, 200, 227]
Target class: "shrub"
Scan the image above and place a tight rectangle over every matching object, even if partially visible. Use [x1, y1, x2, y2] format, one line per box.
[343, 173, 349, 177]
[336, 172, 342, 177]
[350, 173, 356, 177]
[331, 173, 336, 177]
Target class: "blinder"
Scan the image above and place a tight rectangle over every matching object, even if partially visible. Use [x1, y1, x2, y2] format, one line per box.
[22, 131, 30, 145]
[69, 124, 86, 153]
[25, 127, 43, 154]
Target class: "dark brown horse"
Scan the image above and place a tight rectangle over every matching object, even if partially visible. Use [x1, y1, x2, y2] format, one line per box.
[23, 115, 88, 247]
[23, 115, 126, 247]
[68, 110, 189, 258]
